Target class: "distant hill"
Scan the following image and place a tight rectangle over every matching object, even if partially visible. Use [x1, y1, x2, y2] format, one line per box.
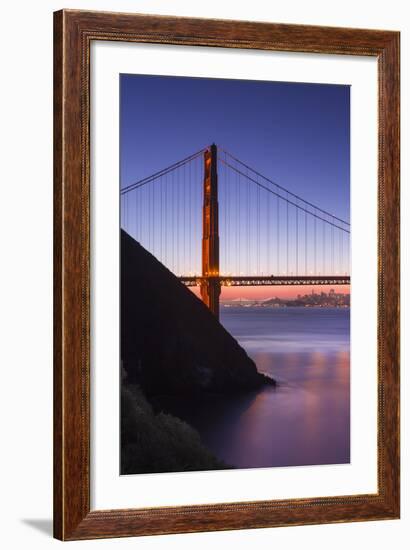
[121, 230, 274, 397]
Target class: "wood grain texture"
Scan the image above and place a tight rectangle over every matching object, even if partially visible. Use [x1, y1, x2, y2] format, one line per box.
[53, 10, 63, 540]
[53, 9, 400, 541]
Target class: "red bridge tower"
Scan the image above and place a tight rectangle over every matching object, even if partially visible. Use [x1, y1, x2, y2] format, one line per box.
[200, 144, 221, 319]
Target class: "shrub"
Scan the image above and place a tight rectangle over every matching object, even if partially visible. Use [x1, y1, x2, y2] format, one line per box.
[121, 383, 229, 474]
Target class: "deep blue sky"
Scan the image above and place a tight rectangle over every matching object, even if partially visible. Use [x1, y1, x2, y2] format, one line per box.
[120, 74, 350, 222]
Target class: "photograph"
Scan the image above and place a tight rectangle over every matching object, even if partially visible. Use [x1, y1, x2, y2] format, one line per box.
[119, 74, 351, 475]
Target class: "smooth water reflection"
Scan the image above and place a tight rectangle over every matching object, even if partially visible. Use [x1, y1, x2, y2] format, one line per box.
[168, 307, 350, 469]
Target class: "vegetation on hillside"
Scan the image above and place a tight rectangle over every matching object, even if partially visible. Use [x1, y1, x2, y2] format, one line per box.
[121, 382, 229, 475]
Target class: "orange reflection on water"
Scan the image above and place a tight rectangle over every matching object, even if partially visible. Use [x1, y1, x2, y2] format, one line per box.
[335, 350, 350, 383]
[299, 354, 324, 437]
[310, 350, 327, 373]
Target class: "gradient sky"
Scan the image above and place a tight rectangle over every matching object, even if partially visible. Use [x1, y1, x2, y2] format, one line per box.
[120, 74, 350, 299]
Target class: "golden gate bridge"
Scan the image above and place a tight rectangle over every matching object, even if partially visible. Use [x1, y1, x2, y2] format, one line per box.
[121, 144, 350, 319]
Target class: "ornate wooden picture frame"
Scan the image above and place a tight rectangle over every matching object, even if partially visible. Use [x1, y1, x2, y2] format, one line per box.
[54, 9, 400, 540]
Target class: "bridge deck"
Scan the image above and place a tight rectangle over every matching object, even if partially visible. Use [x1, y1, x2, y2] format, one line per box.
[179, 275, 350, 287]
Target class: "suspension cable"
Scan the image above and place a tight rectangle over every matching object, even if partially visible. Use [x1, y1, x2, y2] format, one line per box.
[219, 146, 350, 227]
[121, 148, 206, 195]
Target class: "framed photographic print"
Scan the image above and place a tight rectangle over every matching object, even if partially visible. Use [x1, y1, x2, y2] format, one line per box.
[54, 9, 400, 540]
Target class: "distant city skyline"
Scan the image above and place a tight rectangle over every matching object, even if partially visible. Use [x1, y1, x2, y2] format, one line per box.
[220, 288, 350, 303]
[191, 285, 350, 301]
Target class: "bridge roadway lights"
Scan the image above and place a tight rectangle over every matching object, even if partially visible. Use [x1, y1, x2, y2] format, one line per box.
[180, 276, 351, 288]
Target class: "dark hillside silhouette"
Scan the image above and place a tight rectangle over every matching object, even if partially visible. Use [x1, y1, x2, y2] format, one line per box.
[121, 230, 274, 396]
